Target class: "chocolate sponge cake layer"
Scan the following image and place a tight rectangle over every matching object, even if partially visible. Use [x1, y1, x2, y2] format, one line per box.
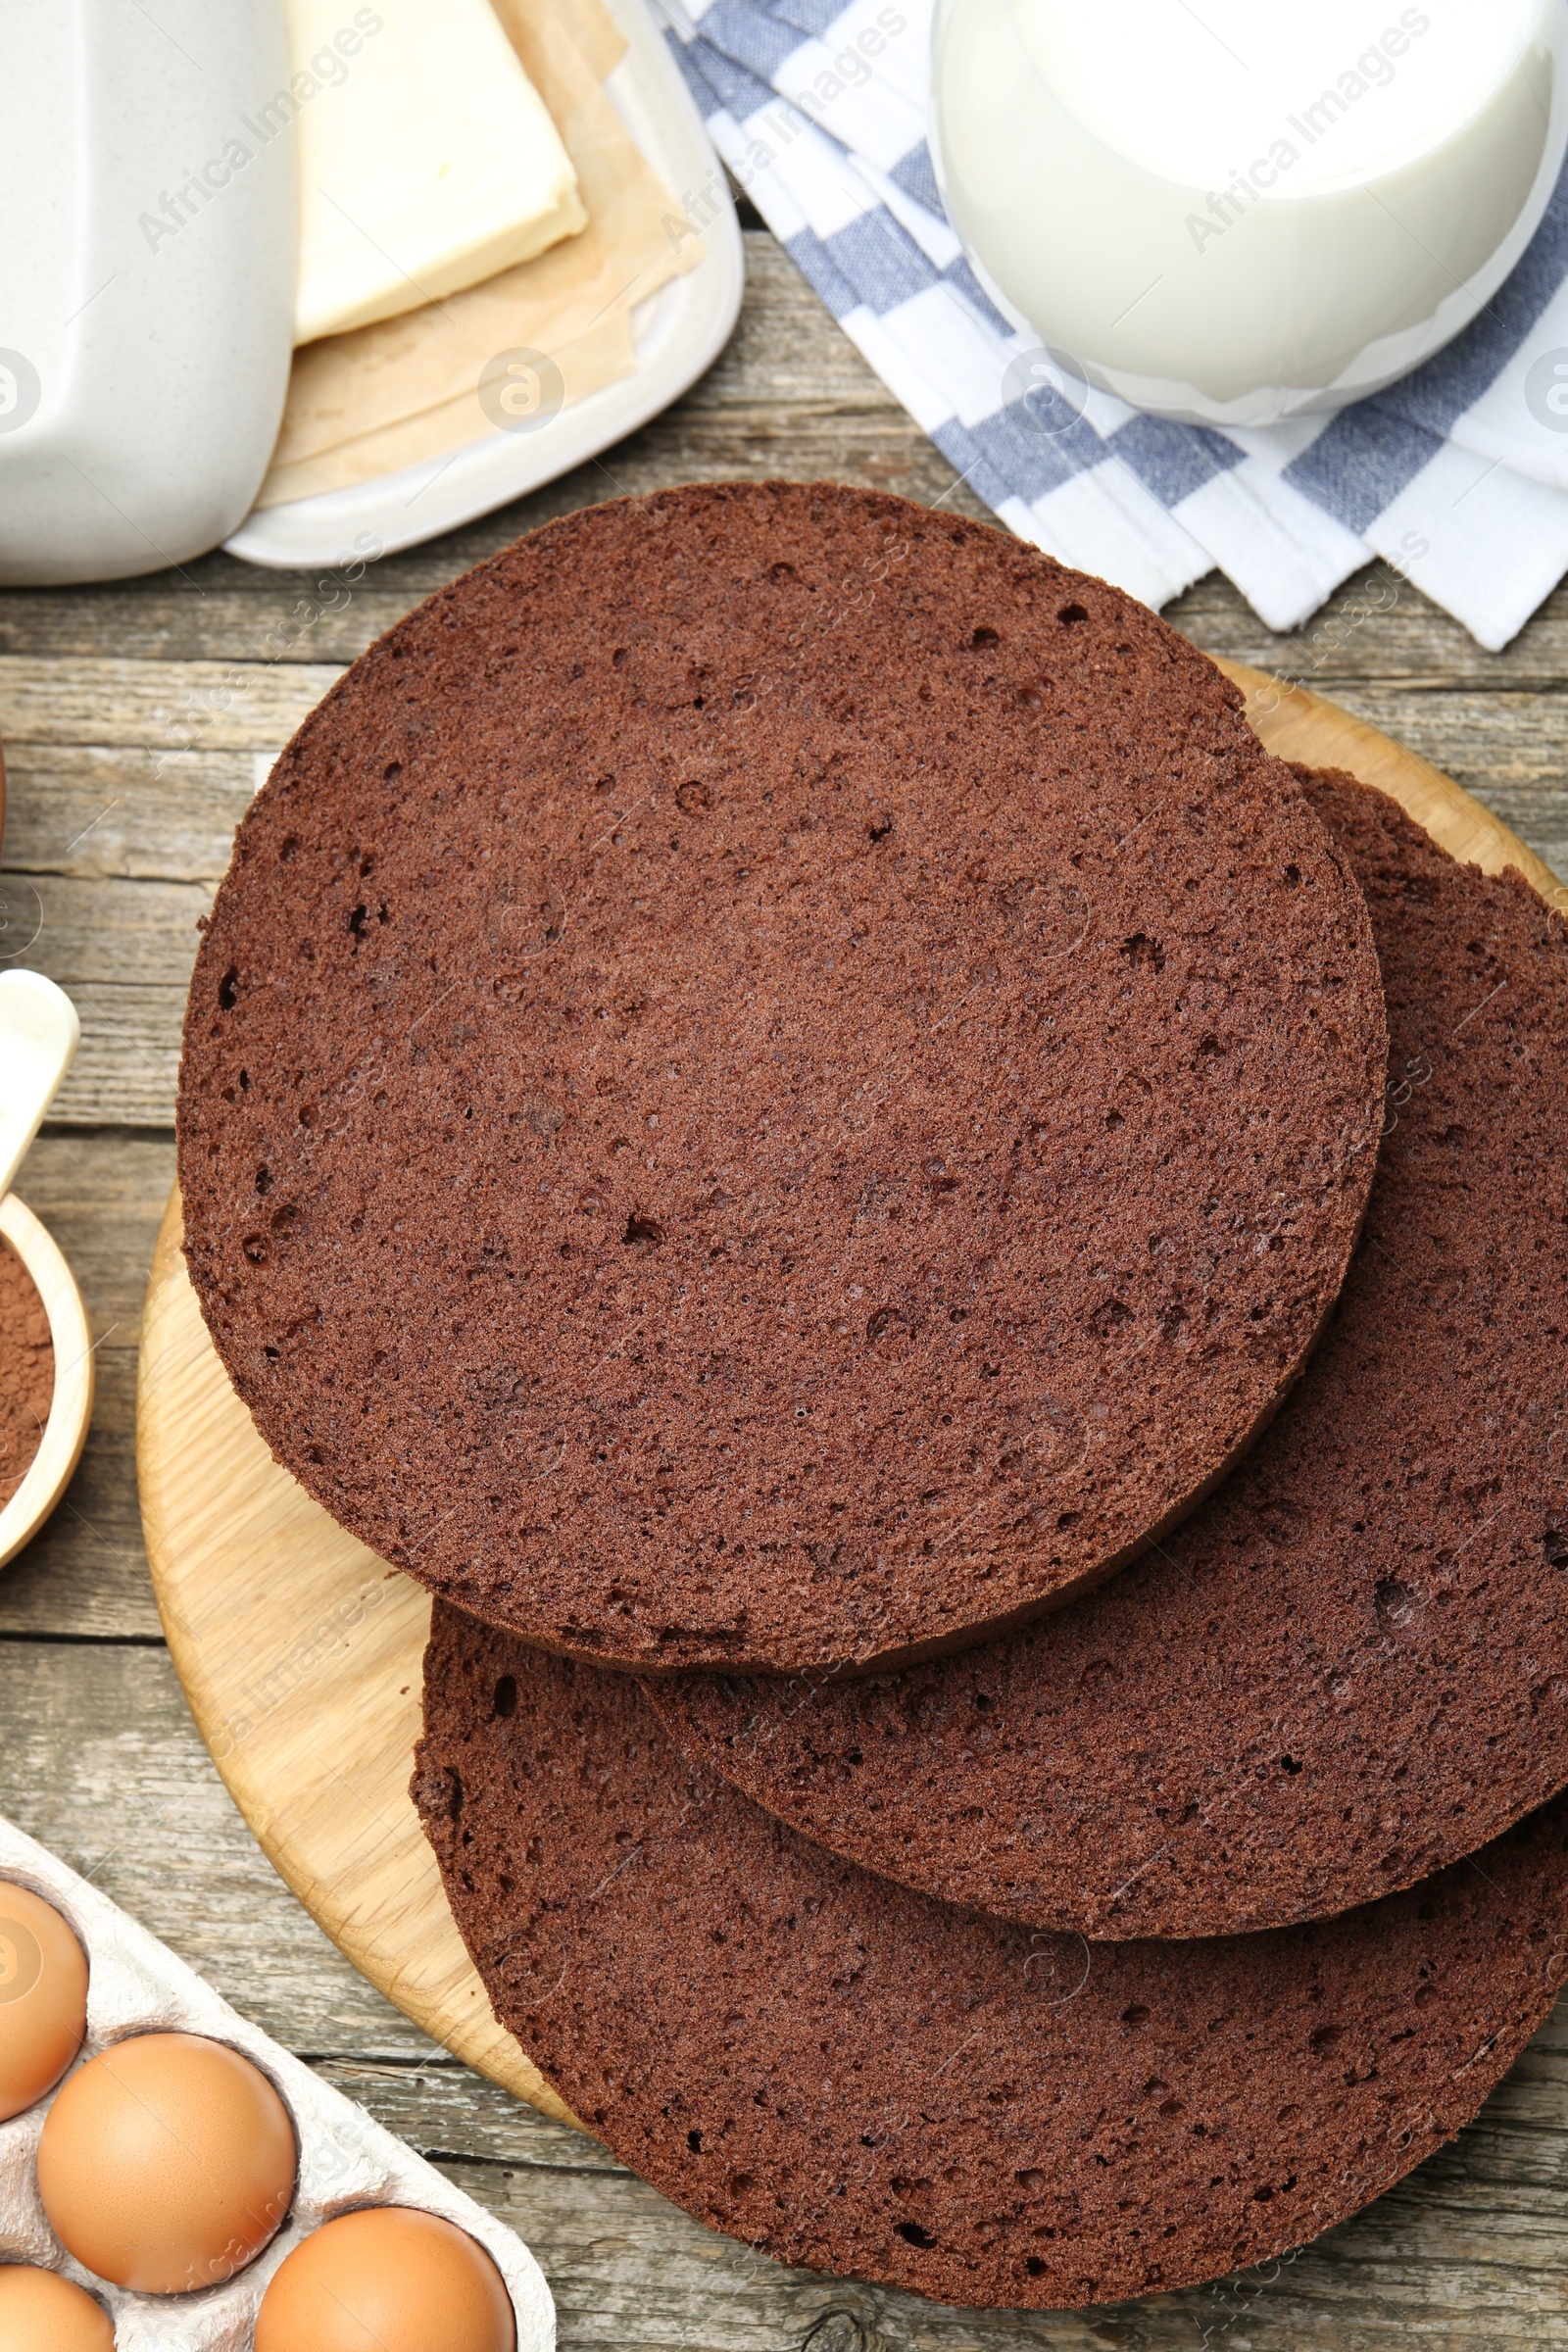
[178, 482, 1385, 1675]
[650, 769, 1568, 1932]
[414, 1609, 1568, 2312]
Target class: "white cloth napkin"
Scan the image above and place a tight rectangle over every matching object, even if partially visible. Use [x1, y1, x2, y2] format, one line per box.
[661, 0, 1568, 649]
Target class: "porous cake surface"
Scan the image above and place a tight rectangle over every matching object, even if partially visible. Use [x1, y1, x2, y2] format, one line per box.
[178, 482, 1384, 1674]
[414, 1608, 1568, 2311]
[652, 770, 1568, 1929]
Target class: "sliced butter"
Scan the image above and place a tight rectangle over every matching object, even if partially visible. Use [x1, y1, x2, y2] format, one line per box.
[286, 0, 587, 346]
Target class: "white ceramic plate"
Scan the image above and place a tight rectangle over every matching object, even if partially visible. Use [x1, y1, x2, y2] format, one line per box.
[224, 0, 743, 572]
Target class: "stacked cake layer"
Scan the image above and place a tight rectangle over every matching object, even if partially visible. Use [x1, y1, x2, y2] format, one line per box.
[415, 1623, 1568, 2312]
[177, 483, 1385, 1676]
[175, 484, 1568, 2312]
[647, 768, 1568, 1938]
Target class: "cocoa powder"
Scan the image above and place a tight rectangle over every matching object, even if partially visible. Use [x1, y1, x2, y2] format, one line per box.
[0, 1239, 52, 1505]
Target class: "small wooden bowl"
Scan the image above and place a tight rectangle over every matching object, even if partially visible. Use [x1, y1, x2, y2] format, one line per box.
[0, 1193, 93, 1571]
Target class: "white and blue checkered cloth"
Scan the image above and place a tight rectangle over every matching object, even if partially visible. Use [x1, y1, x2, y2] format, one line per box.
[660, 0, 1568, 649]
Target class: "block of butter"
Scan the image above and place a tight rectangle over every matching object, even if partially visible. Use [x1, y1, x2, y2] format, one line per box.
[286, 0, 587, 345]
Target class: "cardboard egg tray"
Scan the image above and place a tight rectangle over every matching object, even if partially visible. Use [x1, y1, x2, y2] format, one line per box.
[0, 1813, 555, 2349]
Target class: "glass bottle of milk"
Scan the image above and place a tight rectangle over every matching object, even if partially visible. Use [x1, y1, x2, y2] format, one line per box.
[930, 0, 1567, 424]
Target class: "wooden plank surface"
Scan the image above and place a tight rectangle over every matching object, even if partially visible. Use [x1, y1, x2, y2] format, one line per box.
[2, 228, 1568, 2349]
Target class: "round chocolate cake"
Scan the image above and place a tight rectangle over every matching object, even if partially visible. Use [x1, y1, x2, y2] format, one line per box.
[414, 1611, 1568, 2311]
[649, 769, 1568, 1933]
[178, 483, 1385, 1674]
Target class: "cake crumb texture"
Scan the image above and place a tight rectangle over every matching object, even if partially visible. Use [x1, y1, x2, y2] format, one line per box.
[415, 1609, 1568, 2311]
[652, 769, 1568, 1929]
[178, 483, 1385, 1673]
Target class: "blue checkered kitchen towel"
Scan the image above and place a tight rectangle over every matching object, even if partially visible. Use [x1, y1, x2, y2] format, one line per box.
[660, 0, 1568, 650]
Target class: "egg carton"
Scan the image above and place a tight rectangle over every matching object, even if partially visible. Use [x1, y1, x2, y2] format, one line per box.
[0, 1813, 555, 2350]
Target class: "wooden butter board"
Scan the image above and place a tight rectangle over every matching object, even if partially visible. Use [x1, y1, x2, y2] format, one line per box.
[134, 663, 1568, 2145]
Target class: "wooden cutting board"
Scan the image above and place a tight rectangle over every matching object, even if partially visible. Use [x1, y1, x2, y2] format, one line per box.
[134, 664, 1568, 2126]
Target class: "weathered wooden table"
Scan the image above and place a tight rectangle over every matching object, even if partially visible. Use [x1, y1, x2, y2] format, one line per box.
[3, 236, 1567, 2352]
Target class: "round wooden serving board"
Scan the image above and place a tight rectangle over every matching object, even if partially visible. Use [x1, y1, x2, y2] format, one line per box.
[135, 665, 1568, 2126]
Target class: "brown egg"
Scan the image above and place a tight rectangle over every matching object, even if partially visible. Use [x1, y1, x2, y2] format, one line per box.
[255, 2207, 516, 2352]
[37, 2030, 297, 2294]
[0, 1882, 88, 2122]
[0, 2265, 115, 2350]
